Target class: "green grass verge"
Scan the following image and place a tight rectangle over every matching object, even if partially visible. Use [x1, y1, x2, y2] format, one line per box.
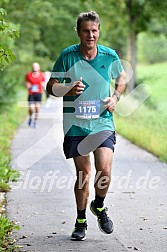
[0, 93, 27, 251]
[114, 62, 167, 162]
[0, 104, 26, 192]
[0, 216, 20, 251]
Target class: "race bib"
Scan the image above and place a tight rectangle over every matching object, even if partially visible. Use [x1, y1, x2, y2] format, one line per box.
[31, 84, 39, 93]
[74, 100, 100, 119]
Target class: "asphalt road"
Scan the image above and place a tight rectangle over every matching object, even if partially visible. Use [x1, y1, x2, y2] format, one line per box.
[7, 97, 167, 252]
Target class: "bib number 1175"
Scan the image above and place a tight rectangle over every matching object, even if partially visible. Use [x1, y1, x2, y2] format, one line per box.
[74, 100, 100, 119]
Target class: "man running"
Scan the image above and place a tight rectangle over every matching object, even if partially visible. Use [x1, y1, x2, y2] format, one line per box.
[47, 11, 126, 240]
[24, 62, 45, 128]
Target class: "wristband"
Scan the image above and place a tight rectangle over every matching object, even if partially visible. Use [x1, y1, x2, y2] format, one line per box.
[112, 91, 120, 101]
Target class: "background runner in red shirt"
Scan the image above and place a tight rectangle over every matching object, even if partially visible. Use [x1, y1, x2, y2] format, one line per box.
[24, 62, 45, 128]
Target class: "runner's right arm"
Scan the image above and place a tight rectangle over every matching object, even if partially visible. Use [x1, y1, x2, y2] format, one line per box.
[46, 77, 85, 97]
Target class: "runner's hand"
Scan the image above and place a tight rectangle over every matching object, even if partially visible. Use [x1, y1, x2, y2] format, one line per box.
[103, 96, 118, 112]
[27, 83, 31, 89]
[70, 77, 85, 95]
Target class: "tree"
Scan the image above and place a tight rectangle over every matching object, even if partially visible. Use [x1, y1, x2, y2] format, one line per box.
[2, 0, 82, 69]
[0, 8, 19, 70]
[125, 0, 167, 92]
[0, 8, 20, 107]
[1, 0, 167, 100]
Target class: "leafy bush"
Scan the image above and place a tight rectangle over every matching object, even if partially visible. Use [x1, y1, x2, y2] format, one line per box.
[0, 8, 20, 111]
[0, 8, 19, 70]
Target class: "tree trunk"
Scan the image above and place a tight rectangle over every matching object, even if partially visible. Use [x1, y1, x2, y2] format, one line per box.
[127, 28, 137, 93]
[125, 0, 137, 93]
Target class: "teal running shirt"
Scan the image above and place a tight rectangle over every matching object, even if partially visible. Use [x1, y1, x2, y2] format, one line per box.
[51, 44, 123, 136]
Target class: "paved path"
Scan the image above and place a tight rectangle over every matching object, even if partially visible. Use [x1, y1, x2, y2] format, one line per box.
[7, 97, 167, 252]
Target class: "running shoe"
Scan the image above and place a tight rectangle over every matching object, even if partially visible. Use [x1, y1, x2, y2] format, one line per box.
[28, 118, 32, 127]
[71, 219, 87, 241]
[33, 121, 38, 128]
[90, 200, 113, 234]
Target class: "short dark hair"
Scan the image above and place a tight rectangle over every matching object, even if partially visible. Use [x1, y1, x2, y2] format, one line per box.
[76, 11, 100, 32]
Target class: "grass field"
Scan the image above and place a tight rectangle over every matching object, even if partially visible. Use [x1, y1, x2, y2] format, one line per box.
[115, 62, 167, 162]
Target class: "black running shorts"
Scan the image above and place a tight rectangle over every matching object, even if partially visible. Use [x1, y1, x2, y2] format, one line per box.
[63, 130, 116, 159]
[28, 93, 42, 103]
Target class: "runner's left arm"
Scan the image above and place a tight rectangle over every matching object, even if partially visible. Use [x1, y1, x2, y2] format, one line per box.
[103, 69, 126, 112]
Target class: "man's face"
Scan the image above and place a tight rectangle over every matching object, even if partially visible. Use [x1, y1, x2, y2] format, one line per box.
[78, 21, 100, 50]
[32, 63, 40, 72]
